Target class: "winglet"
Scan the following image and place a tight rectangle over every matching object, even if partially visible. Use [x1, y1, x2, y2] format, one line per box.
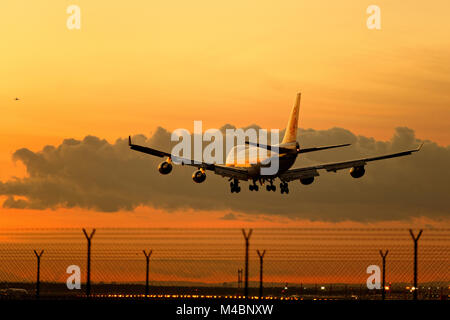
[416, 142, 424, 151]
[128, 136, 132, 146]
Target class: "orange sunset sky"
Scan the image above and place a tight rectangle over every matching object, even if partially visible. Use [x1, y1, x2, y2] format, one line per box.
[1, 1, 449, 228]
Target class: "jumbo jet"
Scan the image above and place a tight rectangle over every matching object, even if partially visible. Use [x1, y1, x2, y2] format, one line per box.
[129, 93, 421, 194]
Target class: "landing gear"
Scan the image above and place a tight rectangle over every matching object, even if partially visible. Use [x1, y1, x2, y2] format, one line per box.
[249, 180, 259, 192]
[280, 182, 289, 194]
[231, 178, 286, 193]
[230, 179, 241, 193]
[266, 180, 276, 192]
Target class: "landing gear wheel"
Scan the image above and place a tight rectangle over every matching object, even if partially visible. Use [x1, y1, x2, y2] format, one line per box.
[267, 183, 276, 192]
[280, 182, 289, 194]
[230, 180, 240, 193]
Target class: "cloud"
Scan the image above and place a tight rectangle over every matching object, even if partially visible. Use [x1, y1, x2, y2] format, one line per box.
[220, 213, 238, 221]
[2, 196, 28, 209]
[0, 126, 449, 222]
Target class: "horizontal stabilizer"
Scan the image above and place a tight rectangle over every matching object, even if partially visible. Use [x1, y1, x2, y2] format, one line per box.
[298, 143, 351, 154]
[244, 141, 293, 153]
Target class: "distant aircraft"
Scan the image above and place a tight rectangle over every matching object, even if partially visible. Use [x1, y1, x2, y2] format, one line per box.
[129, 93, 421, 194]
[14, 97, 19, 101]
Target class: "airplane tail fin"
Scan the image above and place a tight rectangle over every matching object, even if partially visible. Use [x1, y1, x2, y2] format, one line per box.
[281, 93, 301, 144]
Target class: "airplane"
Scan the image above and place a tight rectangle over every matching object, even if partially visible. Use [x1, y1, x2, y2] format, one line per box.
[129, 93, 422, 194]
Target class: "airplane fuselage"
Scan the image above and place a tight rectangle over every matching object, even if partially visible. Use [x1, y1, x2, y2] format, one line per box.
[224, 146, 297, 178]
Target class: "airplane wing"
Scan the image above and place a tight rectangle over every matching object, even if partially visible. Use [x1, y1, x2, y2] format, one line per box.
[279, 144, 423, 182]
[213, 165, 249, 180]
[128, 136, 250, 180]
[129, 137, 171, 158]
[297, 143, 351, 154]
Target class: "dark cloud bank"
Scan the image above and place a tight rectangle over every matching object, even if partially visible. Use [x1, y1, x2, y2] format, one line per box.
[0, 126, 449, 222]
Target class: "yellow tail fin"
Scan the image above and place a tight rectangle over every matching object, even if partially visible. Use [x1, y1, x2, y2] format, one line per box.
[281, 93, 301, 144]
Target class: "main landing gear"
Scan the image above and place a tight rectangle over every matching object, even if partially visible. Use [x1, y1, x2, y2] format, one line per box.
[280, 182, 289, 194]
[230, 179, 241, 193]
[231, 179, 288, 194]
[249, 180, 259, 192]
[266, 180, 276, 192]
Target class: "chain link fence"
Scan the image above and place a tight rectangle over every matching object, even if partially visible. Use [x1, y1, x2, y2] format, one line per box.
[0, 228, 448, 300]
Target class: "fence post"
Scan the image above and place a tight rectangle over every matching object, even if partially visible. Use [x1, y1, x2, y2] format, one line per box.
[82, 228, 96, 298]
[143, 250, 152, 296]
[242, 229, 253, 298]
[237, 269, 243, 289]
[33, 250, 44, 299]
[379, 250, 389, 300]
[409, 229, 423, 300]
[256, 250, 266, 298]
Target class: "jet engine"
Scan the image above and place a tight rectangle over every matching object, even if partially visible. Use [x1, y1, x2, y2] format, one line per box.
[350, 166, 365, 178]
[158, 161, 173, 175]
[300, 177, 314, 185]
[192, 170, 206, 183]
